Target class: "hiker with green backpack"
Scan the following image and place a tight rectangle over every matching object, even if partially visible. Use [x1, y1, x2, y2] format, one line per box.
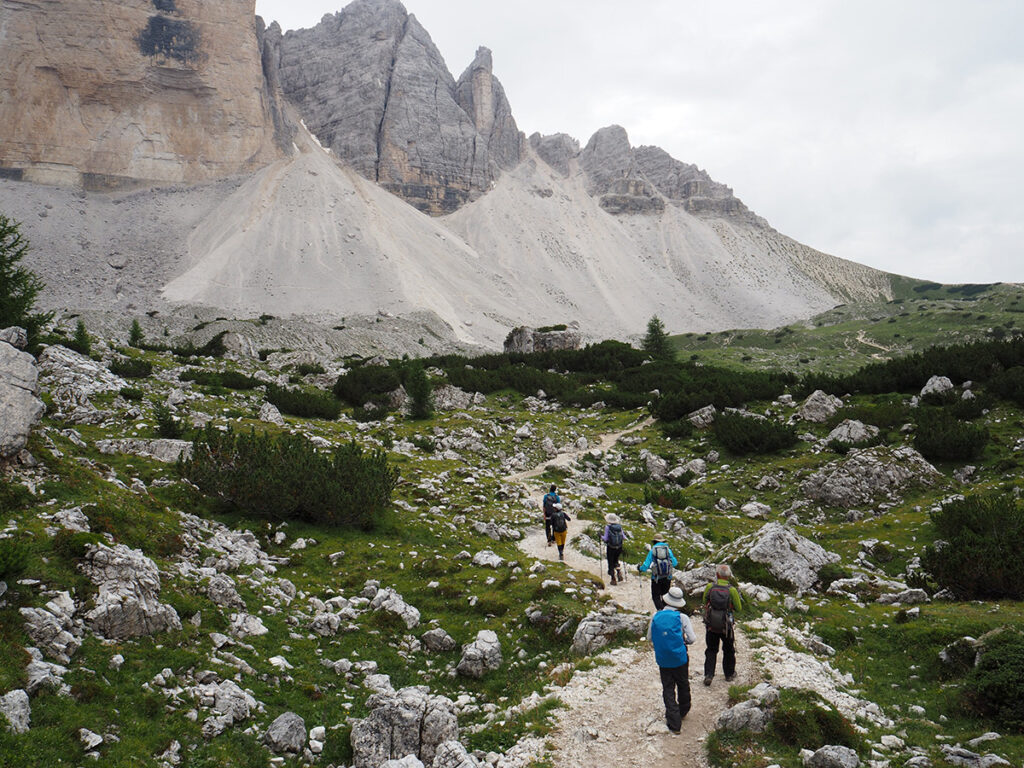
[600, 513, 628, 586]
[638, 535, 677, 610]
[701, 563, 743, 686]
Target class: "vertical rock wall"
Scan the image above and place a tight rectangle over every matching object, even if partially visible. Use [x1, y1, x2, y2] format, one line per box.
[274, 0, 522, 215]
[0, 0, 288, 187]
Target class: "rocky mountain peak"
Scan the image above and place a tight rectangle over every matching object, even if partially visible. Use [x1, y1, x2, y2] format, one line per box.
[275, 2, 520, 215]
[528, 133, 581, 177]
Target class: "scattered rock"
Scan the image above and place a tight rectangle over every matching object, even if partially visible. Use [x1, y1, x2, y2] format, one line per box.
[806, 744, 860, 768]
[19, 591, 81, 663]
[716, 699, 769, 732]
[0, 689, 30, 733]
[799, 390, 843, 423]
[94, 438, 193, 463]
[921, 376, 954, 398]
[264, 711, 306, 754]
[570, 610, 647, 655]
[0, 336, 45, 457]
[370, 588, 421, 629]
[825, 420, 879, 445]
[421, 628, 457, 653]
[456, 630, 502, 678]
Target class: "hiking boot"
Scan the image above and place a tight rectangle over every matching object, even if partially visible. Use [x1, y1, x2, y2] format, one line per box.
[610, 574, 617, 586]
[616, 567, 624, 581]
[559, 553, 564, 561]
[725, 674, 736, 682]
[703, 676, 713, 686]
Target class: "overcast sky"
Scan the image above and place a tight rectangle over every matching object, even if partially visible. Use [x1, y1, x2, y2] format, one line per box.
[254, 0, 1024, 285]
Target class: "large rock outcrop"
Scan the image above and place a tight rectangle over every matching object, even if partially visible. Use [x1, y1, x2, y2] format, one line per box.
[272, 0, 520, 215]
[0, 331, 45, 458]
[802, 446, 940, 508]
[722, 522, 841, 592]
[350, 686, 459, 768]
[503, 325, 581, 354]
[0, 0, 289, 187]
[80, 544, 182, 640]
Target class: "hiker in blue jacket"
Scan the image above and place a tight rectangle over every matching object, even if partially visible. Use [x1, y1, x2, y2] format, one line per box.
[647, 586, 696, 734]
[639, 535, 678, 610]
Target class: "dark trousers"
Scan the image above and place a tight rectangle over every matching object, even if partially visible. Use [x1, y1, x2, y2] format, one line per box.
[659, 663, 691, 731]
[544, 516, 553, 542]
[704, 629, 736, 678]
[606, 546, 622, 575]
[651, 577, 671, 610]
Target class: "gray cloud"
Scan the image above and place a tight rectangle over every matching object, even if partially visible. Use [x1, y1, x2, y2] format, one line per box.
[256, 0, 1024, 284]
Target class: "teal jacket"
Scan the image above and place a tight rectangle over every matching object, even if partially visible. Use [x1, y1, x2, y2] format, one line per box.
[638, 542, 677, 579]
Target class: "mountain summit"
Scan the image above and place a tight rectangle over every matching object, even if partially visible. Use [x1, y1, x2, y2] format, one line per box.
[0, 0, 898, 347]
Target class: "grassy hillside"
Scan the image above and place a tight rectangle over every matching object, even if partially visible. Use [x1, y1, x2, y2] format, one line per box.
[2, 312, 1024, 767]
[671, 282, 1024, 375]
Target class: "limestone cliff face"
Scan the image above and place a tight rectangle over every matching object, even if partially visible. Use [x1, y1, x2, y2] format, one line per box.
[0, 0, 288, 188]
[273, 0, 521, 215]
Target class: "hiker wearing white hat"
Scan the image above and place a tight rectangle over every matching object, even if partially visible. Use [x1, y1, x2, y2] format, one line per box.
[647, 586, 696, 734]
[601, 512, 628, 586]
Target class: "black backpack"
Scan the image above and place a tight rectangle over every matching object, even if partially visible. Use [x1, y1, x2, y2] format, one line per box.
[543, 493, 557, 516]
[607, 524, 624, 548]
[703, 583, 733, 633]
[550, 509, 567, 533]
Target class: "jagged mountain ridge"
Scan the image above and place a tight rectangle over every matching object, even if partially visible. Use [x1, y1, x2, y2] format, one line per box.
[0, 0, 899, 347]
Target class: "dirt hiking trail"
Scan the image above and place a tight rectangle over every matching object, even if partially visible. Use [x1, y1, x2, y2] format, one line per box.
[505, 419, 755, 768]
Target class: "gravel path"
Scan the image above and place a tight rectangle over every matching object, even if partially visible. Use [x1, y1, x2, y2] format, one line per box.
[507, 423, 756, 768]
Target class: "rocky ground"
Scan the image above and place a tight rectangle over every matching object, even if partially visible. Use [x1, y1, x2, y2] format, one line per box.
[2, 324, 1023, 768]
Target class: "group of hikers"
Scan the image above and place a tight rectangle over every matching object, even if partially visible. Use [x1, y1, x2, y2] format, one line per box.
[541, 486, 742, 735]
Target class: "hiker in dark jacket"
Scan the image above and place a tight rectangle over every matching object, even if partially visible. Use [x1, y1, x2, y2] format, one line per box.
[549, 502, 571, 560]
[541, 485, 560, 546]
[639, 535, 677, 610]
[647, 586, 696, 734]
[601, 512, 628, 586]
[701, 563, 743, 686]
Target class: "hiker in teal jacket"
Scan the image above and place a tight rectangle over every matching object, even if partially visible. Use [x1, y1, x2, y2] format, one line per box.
[701, 563, 743, 686]
[638, 536, 677, 610]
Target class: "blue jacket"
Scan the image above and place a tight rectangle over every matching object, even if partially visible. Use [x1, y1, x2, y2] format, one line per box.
[639, 542, 677, 579]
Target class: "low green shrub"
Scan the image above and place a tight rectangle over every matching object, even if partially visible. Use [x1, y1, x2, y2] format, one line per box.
[816, 563, 852, 591]
[153, 403, 185, 439]
[179, 426, 397, 530]
[770, 689, 861, 751]
[963, 629, 1024, 731]
[108, 357, 153, 379]
[294, 362, 325, 376]
[266, 384, 341, 420]
[913, 409, 988, 461]
[0, 538, 29, 579]
[0, 479, 33, 513]
[118, 386, 144, 401]
[334, 364, 401, 406]
[52, 530, 105, 563]
[659, 419, 693, 439]
[642, 483, 689, 510]
[922, 493, 1024, 599]
[617, 463, 650, 483]
[714, 411, 798, 455]
[180, 368, 260, 390]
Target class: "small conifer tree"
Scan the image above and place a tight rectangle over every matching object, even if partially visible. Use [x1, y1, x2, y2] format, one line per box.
[0, 213, 53, 346]
[129, 319, 144, 347]
[642, 315, 673, 361]
[406, 361, 434, 420]
[71, 319, 91, 356]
